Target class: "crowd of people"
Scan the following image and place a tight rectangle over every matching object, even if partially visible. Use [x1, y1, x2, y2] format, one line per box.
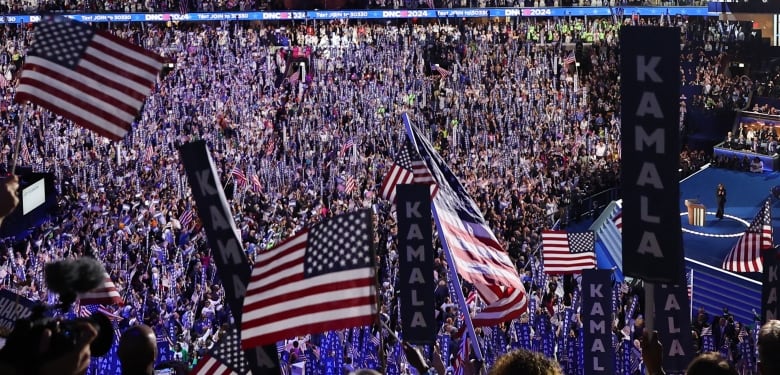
[0, 10, 766, 375]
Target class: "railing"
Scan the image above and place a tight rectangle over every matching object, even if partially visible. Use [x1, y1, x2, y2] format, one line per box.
[562, 187, 620, 227]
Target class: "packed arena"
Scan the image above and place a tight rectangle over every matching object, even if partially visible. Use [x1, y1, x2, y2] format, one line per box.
[0, 4, 776, 375]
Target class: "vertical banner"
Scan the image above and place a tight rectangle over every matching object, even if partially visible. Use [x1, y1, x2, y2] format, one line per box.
[179, 141, 280, 374]
[581, 269, 614, 375]
[396, 184, 436, 344]
[654, 283, 694, 373]
[762, 247, 780, 322]
[620, 26, 684, 284]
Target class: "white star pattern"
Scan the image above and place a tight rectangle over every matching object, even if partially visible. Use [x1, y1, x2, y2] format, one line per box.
[31, 17, 93, 69]
[304, 210, 372, 277]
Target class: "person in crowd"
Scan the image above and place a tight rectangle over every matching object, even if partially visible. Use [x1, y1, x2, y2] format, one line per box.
[118, 324, 158, 375]
[758, 320, 780, 375]
[685, 352, 738, 375]
[488, 348, 563, 375]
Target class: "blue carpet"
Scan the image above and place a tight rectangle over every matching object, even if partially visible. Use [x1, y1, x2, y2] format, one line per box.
[679, 166, 780, 280]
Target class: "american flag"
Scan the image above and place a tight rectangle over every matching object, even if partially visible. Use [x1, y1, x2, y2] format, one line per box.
[20, 141, 31, 165]
[404, 115, 526, 327]
[191, 328, 248, 375]
[78, 272, 123, 306]
[14, 16, 163, 141]
[241, 209, 376, 348]
[251, 174, 262, 193]
[563, 51, 576, 65]
[144, 144, 154, 163]
[339, 138, 355, 158]
[178, 209, 194, 229]
[432, 64, 450, 78]
[345, 176, 357, 194]
[288, 69, 300, 85]
[612, 208, 622, 233]
[231, 166, 248, 187]
[541, 230, 597, 274]
[722, 198, 773, 273]
[454, 336, 469, 375]
[380, 141, 438, 202]
[178, 0, 187, 15]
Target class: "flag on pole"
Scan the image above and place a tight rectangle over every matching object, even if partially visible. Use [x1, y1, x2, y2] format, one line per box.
[14, 16, 164, 141]
[251, 174, 263, 192]
[453, 336, 469, 375]
[432, 64, 450, 78]
[541, 230, 597, 274]
[380, 141, 438, 202]
[722, 198, 773, 273]
[241, 209, 376, 349]
[191, 328, 248, 375]
[20, 141, 31, 165]
[339, 138, 355, 158]
[178, 209, 194, 229]
[345, 176, 357, 194]
[78, 273, 123, 306]
[232, 167, 248, 187]
[563, 51, 576, 65]
[403, 114, 526, 327]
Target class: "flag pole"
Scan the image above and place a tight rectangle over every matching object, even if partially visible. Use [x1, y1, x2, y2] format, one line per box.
[10, 105, 25, 174]
[375, 248, 387, 374]
[400, 113, 485, 365]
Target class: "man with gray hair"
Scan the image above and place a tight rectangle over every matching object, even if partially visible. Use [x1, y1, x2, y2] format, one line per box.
[758, 320, 780, 375]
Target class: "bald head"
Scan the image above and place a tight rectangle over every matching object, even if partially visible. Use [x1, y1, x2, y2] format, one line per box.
[118, 324, 157, 375]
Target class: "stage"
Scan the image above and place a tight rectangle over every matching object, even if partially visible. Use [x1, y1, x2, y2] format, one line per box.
[679, 165, 780, 273]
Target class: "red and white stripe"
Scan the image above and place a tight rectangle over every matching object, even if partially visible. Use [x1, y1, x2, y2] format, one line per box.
[15, 17, 163, 140]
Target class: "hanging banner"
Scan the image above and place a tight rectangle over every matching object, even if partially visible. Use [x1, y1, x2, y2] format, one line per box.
[180, 140, 280, 374]
[396, 184, 436, 344]
[655, 282, 694, 373]
[620, 26, 684, 284]
[762, 247, 780, 322]
[581, 269, 614, 375]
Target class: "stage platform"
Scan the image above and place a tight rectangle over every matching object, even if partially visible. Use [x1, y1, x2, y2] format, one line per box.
[679, 166, 780, 276]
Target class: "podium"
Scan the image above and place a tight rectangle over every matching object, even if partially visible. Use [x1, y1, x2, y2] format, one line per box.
[685, 199, 706, 226]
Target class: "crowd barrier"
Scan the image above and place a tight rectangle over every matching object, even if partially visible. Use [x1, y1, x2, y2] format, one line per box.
[0, 6, 713, 24]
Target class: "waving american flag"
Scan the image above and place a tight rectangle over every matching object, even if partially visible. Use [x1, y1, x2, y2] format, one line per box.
[402, 113, 526, 327]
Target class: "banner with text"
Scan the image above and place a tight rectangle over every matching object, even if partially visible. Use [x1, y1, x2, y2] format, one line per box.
[180, 140, 280, 374]
[620, 26, 684, 284]
[655, 283, 694, 373]
[0, 7, 712, 24]
[763, 247, 780, 322]
[397, 184, 436, 344]
[0, 290, 34, 337]
[581, 269, 614, 375]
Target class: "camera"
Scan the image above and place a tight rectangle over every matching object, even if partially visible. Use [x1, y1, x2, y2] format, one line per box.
[0, 308, 114, 366]
[0, 257, 116, 371]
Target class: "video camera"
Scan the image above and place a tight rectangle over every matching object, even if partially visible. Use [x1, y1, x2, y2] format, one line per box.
[0, 257, 115, 370]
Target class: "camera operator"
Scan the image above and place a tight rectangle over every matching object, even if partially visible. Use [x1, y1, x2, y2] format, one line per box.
[0, 320, 97, 375]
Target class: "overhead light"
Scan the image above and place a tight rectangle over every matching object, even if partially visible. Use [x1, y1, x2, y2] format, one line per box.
[739, 63, 745, 68]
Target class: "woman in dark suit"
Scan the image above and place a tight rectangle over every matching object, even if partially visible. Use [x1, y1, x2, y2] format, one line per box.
[716, 183, 727, 219]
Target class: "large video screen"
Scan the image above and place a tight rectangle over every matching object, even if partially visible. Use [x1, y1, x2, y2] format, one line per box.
[22, 178, 46, 215]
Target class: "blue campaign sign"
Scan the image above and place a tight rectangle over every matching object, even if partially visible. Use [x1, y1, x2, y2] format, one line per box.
[0, 6, 712, 24]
